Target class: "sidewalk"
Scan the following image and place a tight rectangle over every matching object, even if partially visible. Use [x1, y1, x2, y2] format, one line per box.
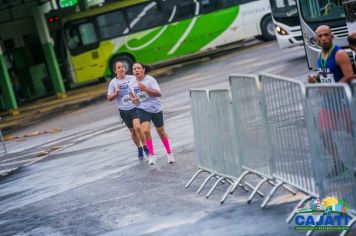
[0, 67, 173, 135]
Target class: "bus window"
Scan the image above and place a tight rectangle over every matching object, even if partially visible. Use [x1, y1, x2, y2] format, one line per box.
[271, 0, 297, 17]
[78, 22, 98, 45]
[162, 0, 196, 21]
[299, 0, 344, 22]
[66, 27, 81, 49]
[216, 0, 237, 9]
[199, 0, 216, 13]
[199, 0, 238, 14]
[126, 2, 167, 33]
[97, 10, 128, 39]
[65, 22, 98, 50]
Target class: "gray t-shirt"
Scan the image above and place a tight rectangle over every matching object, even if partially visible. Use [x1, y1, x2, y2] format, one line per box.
[129, 75, 162, 113]
[107, 75, 136, 111]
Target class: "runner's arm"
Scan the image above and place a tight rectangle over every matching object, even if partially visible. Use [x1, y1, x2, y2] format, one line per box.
[336, 50, 354, 83]
[138, 82, 161, 97]
[107, 86, 120, 101]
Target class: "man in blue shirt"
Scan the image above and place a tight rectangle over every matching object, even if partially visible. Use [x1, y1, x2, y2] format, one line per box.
[309, 25, 354, 178]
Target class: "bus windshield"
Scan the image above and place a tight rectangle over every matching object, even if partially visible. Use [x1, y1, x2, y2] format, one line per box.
[298, 0, 345, 23]
[270, 0, 298, 18]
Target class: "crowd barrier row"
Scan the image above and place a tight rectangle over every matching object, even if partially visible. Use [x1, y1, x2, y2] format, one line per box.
[187, 73, 356, 236]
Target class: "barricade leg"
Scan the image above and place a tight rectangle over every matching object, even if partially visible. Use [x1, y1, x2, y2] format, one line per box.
[261, 181, 284, 209]
[196, 173, 216, 194]
[247, 177, 268, 204]
[220, 170, 250, 204]
[185, 169, 206, 189]
[239, 183, 250, 193]
[266, 180, 297, 196]
[206, 176, 225, 198]
[281, 184, 297, 195]
[244, 181, 264, 198]
[286, 195, 313, 223]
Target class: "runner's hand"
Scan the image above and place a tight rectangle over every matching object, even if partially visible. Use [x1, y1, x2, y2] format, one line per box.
[308, 75, 316, 83]
[115, 85, 120, 95]
[138, 82, 146, 91]
[131, 96, 139, 105]
[307, 74, 320, 83]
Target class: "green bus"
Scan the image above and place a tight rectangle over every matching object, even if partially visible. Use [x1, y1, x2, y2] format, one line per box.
[49, 0, 274, 85]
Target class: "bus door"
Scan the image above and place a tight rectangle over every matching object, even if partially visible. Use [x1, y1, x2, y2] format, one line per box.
[64, 20, 104, 84]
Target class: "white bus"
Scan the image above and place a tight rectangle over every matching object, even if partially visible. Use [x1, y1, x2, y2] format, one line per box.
[47, 0, 275, 85]
[269, 0, 303, 49]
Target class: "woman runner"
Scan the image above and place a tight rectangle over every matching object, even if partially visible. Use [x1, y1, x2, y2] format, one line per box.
[107, 61, 149, 159]
[129, 62, 174, 165]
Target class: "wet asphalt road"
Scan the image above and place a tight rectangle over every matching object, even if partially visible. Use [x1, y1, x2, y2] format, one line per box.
[1, 41, 355, 236]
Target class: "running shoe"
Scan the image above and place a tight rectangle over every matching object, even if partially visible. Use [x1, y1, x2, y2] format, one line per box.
[137, 148, 144, 160]
[167, 153, 175, 164]
[148, 155, 156, 165]
[143, 146, 150, 156]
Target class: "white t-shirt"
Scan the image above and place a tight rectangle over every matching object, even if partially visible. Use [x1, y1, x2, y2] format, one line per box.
[107, 75, 136, 111]
[129, 75, 162, 113]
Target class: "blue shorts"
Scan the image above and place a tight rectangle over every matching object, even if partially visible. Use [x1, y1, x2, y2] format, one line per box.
[119, 108, 138, 128]
[137, 108, 164, 128]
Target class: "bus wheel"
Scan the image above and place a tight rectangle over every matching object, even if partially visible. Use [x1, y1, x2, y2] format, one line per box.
[261, 15, 275, 41]
[110, 55, 134, 74]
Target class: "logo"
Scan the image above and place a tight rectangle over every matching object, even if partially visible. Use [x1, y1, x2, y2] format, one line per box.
[294, 197, 351, 231]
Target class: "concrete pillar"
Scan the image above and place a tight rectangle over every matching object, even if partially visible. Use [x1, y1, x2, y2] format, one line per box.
[0, 46, 19, 115]
[33, 6, 66, 99]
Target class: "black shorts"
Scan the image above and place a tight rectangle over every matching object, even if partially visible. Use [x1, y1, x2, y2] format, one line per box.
[119, 108, 138, 128]
[137, 108, 164, 128]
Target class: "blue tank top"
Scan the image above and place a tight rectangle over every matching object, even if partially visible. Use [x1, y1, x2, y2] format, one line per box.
[317, 45, 343, 83]
[317, 45, 348, 110]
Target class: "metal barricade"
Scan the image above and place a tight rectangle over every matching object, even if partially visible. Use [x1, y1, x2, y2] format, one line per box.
[187, 89, 248, 199]
[305, 83, 356, 235]
[205, 89, 243, 198]
[259, 73, 318, 217]
[187, 75, 356, 235]
[350, 81, 356, 184]
[186, 89, 214, 190]
[223, 74, 295, 205]
[223, 74, 273, 204]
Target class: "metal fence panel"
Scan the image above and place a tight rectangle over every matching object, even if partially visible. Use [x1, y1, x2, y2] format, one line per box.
[305, 84, 356, 210]
[260, 73, 318, 196]
[229, 75, 272, 177]
[350, 81, 356, 191]
[209, 89, 241, 178]
[190, 89, 213, 171]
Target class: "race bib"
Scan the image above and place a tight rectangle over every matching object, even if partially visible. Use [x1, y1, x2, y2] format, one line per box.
[320, 73, 335, 83]
[137, 91, 149, 102]
[121, 95, 132, 105]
